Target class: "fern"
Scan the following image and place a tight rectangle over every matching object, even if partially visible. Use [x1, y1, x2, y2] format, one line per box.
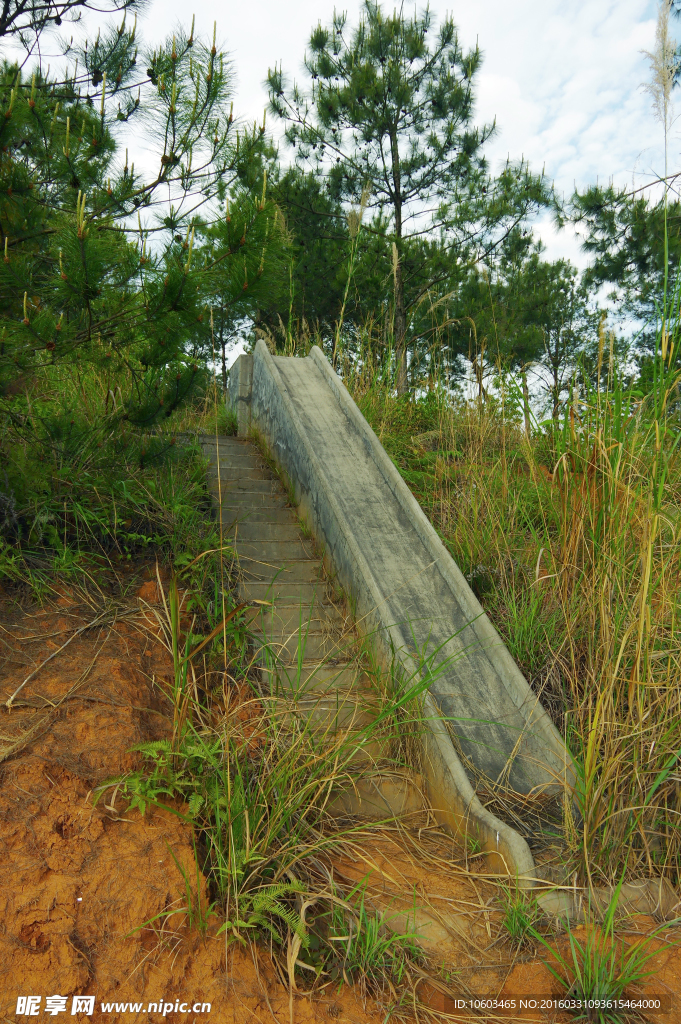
[219, 882, 308, 947]
[130, 739, 173, 757]
[187, 793, 204, 817]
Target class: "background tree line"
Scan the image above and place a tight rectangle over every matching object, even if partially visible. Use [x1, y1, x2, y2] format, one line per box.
[0, 0, 675, 492]
[258, 1, 674, 412]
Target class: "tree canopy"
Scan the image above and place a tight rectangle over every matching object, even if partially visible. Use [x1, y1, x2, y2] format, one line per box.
[0, 17, 285, 429]
[267, 0, 552, 391]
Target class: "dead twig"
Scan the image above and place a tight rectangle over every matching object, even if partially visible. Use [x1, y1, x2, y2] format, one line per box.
[3, 609, 115, 709]
[0, 632, 109, 762]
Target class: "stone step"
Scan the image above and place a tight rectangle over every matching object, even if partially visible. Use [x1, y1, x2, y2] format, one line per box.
[221, 508, 300, 527]
[209, 477, 283, 495]
[281, 726, 387, 765]
[199, 436, 247, 448]
[203, 446, 266, 461]
[202, 446, 256, 461]
[197, 433, 387, 762]
[239, 560, 321, 585]
[284, 701, 377, 736]
[226, 521, 302, 541]
[327, 774, 425, 819]
[213, 461, 273, 477]
[201, 440, 258, 452]
[236, 539, 314, 561]
[239, 580, 330, 604]
[208, 463, 272, 481]
[252, 630, 355, 665]
[260, 663, 369, 694]
[199, 434, 384, 763]
[263, 681, 387, 762]
[216, 491, 291, 509]
[245, 603, 343, 636]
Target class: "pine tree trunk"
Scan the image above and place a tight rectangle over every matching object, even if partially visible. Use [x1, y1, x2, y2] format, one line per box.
[219, 302, 227, 394]
[475, 351, 485, 401]
[221, 338, 227, 394]
[389, 130, 408, 395]
[394, 256, 408, 394]
[552, 386, 560, 423]
[521, 366, 531, 439]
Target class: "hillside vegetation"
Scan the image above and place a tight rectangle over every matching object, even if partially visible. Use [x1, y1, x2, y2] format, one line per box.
[1, 0, 680, 1012]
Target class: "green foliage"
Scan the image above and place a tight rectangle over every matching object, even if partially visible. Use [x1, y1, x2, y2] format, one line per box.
[99, 707, 358, 940]
[0, 4, 288, 578]
[166, 838, 216, 936]
[492, 588, 567, 680]
[569, 183, 681, 357]
[264, 167, 353, 343]
[0, 373, 219, 590]
[115, 740, 180, 815]
[499, 885, 540, 949]
[0, 0, 145, 51]
[218, 404, 238, 436]
[0, 28, 280, 407]
[268, 0, 551, 389]
[221, 881, 309, 948]
[0, 423, 217, 592]
[452, 239, 602, 417]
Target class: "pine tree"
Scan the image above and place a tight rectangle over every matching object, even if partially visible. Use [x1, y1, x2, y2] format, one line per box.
[268, 0, 550, 392]
[0, 9, 286, 567]
[0, 18, 283, 428]
[569, 184, 681, 360]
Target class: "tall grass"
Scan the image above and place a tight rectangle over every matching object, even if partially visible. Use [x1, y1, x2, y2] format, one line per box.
[99, 585, 433, 1001]
[339, 315, 681, 889]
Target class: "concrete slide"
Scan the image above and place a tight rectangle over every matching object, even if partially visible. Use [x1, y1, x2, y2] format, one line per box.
[229, 340, 572, 884]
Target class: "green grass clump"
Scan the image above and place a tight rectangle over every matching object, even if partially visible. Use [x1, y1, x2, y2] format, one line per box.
[319, 882, 423, 996]
[529, 881, 674, 1023]
[499, 884, 540, 949]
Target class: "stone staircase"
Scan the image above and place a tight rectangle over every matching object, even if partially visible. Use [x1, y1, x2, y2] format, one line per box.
[199, 434, 381, 750]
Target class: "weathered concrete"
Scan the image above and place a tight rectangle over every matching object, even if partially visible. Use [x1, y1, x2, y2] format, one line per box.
[222, 508, 298, 526]
[232, 340, 574, 884]
[226, 353, 253, 436]
[252, 630, 344, 665]
[228, 523, 304, 542]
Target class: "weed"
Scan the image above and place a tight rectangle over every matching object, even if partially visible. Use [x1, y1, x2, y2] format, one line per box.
[499, 883, 540, 948]
[314, 880, 423, 997]
[219, 404, 239, 437]
[105, 740, 182, 816]
[166, 838, 217, 936]
[220, 880, 309, 947]
[466, 835, 482, 857]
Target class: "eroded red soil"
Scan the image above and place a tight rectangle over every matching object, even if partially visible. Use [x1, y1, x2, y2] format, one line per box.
[0, 575, 384, 1023]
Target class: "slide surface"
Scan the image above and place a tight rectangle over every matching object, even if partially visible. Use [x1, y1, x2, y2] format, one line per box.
[271, 352, 564, 796]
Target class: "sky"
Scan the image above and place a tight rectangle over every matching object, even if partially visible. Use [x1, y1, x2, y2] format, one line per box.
[137, 0, 665, 268]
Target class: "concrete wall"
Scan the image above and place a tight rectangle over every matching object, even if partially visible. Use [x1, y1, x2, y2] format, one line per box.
[227, 353, 253, 437]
